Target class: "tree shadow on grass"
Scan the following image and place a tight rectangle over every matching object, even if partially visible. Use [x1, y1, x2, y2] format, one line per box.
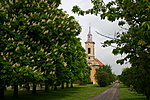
[4, 87, 86, 100]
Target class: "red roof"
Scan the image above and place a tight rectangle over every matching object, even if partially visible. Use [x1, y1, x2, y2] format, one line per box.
[95, 58, 104, 66]
[85, 40, 95, 43]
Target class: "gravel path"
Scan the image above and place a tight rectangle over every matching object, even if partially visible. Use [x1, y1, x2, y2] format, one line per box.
[88, 83, 120, 100]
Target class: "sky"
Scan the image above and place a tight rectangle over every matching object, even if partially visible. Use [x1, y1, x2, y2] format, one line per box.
[59, 0, 131, 75]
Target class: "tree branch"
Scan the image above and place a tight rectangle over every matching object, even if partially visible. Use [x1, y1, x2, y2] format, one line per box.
[95, 31, 115, 39]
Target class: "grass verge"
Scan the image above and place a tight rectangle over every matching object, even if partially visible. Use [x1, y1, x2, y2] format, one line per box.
[4, 84, 114, 100]
[120, 83, 147, 100]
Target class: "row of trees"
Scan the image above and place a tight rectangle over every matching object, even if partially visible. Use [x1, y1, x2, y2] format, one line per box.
[72, 0, 150, 99]
[0, 0, 89, 98]
[119, 66, 150, 99]
[95, 65, 116, 87]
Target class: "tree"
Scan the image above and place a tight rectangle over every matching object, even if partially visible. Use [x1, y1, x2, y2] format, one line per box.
[95, 71, 109, 87]
[72, 0, 150, 99]
[120, 68, 133, 87]
[0, 62, 12, 99]
[96, 65, 115, 85]
[121, 66, 150, 99]
[59, 38, 89, 88]
[1, 0, 89, 98]
[72, 40, 90, 85]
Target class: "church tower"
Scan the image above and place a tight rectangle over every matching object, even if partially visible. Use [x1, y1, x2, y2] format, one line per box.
[85, 26, 95, 65]
[85, 26, 104, 84]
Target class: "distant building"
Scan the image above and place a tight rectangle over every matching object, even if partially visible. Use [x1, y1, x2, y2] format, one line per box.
[85, 26, 104, 84]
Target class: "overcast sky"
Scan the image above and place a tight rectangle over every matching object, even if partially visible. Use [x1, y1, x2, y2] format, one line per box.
[59, 0, 130, 75]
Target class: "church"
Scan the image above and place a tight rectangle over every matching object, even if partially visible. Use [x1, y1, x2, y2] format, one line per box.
[85, 26, 104, 84]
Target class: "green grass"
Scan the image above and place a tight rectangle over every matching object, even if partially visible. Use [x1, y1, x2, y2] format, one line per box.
[4, 84, 114, 100]
[120, 83, 147, 100]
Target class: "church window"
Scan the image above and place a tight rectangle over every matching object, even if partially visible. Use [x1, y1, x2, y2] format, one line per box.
[88, 48, 91, 54]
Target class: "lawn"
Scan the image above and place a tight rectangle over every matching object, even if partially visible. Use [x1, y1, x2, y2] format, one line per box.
[4, 84, 114, 100]
[120, 83, 147, 100]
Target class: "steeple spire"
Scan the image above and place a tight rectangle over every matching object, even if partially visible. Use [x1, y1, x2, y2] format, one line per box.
[85, 25, 95, 43]
[89, 23, 91, 34]
[88, 24, 92, 41]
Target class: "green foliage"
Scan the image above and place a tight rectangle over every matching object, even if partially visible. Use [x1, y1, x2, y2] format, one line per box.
[120, 67, 150, 99]
[0, 0, 88, 98]
[120, 68, 132, 87]
[95, 65, 115, 86]
[95, 71, 109, 87]
[95, 65, 115, 87]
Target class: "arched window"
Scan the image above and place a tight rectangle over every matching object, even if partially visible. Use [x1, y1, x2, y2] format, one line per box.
[88, 48, 91, 54]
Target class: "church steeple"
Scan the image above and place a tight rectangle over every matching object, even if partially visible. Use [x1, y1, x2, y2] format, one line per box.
[88, 26, 92, 40]
[89, 25, 91, 34]
[85, 25, 95, 60]
[86, 25, 94, 43]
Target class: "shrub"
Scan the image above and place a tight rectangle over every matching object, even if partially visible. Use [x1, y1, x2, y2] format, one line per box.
[95, 71, 109, 87]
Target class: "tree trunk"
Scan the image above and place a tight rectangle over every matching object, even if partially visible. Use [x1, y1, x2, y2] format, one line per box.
[146, 93, 150, 100]
[13, 85, 18, 98]
[66, 82, 69, 88]
[45, 80, 49, 92]
[54, 84, 57, 90]
[40, 84, 42, 89]
[0, 79, 5, 99]
[70, 82, 73, 88]
[26, 83, 30, 91]
[0, 88, 5, 99]
[61, 82, 64, 89]
[32, 82, 36, 94]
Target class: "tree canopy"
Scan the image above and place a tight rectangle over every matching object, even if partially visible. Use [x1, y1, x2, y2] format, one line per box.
[0, 0, 88, 98]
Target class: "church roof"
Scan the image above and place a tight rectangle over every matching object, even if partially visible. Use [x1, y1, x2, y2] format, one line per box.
[95, 58, 104, 66]
[85, 39, 95, 43]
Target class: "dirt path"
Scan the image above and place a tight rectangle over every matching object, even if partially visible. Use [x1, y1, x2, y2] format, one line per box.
[88, 83, 120, 100]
